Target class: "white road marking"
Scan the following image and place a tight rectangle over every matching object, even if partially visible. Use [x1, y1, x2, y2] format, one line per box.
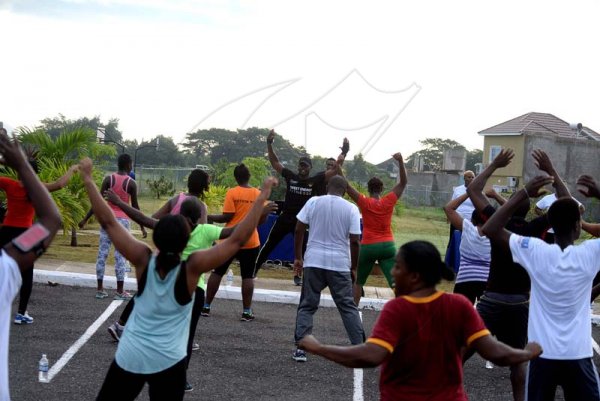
[592, 337, 600, 356]
[354, 311, 364, 401]
[46, 300, 123, 382]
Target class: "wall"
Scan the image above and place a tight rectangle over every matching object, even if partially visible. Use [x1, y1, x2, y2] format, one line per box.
[483, 135, 525, 188]
[403, 171, 462, 207]
[524, 133, 600, 220]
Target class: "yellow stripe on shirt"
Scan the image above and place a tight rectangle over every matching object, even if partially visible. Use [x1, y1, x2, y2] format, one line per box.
[466, 329, 491, 347]
[367, 338, 394, 353]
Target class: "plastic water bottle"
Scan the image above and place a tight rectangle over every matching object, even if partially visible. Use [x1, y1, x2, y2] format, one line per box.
[485, 360, 494, 369]
[226, 269, 234, 287]
[38, 354, 49, 383]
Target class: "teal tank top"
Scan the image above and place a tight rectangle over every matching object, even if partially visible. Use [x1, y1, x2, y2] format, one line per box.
[115, 255, 193, 373]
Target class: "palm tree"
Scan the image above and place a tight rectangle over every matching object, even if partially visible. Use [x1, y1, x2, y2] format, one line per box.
[16, 126, 116, 245]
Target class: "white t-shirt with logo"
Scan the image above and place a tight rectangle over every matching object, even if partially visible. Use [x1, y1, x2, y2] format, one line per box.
[0, 252, 22, 401]
[509, 234, 600, 360]
[452, 185, 475, 221]
[296, 195, 362, 272]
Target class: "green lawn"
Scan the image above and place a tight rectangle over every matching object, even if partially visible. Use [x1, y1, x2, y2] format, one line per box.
[42, 197, 453, 289]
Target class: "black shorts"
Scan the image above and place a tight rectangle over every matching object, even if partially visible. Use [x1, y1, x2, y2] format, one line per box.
[213, 247, 260, 279]
[526, 357, 600, 401]
[453, 281, 486, 305]
[476, 292, 529, 349]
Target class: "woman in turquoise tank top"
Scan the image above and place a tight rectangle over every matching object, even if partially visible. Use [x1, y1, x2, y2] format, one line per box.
[77, 158, 277, 401]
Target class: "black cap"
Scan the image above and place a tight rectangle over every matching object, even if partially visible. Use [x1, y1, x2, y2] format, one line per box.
[298, 156, 312, 167]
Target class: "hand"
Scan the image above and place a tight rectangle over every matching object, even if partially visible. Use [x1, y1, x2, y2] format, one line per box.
[392, 152, 403, 163]
[577, 175, 600, 199]
[141, 227, 148, 239]
[103, 188, 120, 205]
[484, 188, 497, 198]
[298, 335, 321, 353]
[490, 149, 514, 169]
[293, 258, 303, 276]
[525, 175, 554, 198]
[263, 201, 278, 215]
[68, 164, 80, 174]
[260, 177, 278, 199]
[267, 129, 275, 145]
[79, 158, 93, 179]
[0, 129, 28, 169]
[532, 149, 554, 175]
[524, 342, 543, 359]
[340, 137, 349, 155]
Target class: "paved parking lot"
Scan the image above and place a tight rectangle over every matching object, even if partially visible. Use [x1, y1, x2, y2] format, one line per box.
[8, 283, 600, 400]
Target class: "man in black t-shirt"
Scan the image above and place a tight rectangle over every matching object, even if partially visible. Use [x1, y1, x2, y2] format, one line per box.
[254, 130, 348, 284]
[465, 148, 568, 401]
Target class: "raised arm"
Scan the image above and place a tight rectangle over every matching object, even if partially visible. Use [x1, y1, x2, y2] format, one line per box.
[207, 213, 234, 224]
[345, 181, 361, 204]
[582, 221, 600, 237]
[127, 180, 147, 238]
[324, 138, 350, 181]
[484, 188, 507, 206]
[532, 149, 570, 199]
[471, 335, 542, 366]
[79, 158, 151, 275]
[267, 129, 284, 174]
[185, 178, 278, 286]
[299, 335, 389, 369]
[391, 152, 407, 198]
[44, 164, 79, 192]
[78, 176, 110, 228]
[104, 188, 157, 229]
[443, 193, 469, 231]
[151, 197, 175, 219]
[467, 149, 514, 213]
[482, 175, 554, 246]
[0, 130, 61, 270]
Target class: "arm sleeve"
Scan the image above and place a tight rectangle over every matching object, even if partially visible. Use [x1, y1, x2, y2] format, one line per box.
[509, 233, 545, 275]
[208, 225, 224, 242]
[367, 301, 402, 353]
[281, 168, 294, 181]
[0, 177, 13, 191]
[349, 205, 362, 235]
[222, 190, 235, 213]
[458, 296, 490, 346]
[296, 198, 314, 225]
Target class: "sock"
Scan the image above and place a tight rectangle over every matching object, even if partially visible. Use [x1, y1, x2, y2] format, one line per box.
[203, 303, 211, 309]
[243, 308, 252, 314]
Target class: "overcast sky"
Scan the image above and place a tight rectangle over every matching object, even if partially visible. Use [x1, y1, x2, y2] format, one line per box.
[1, 0, 599, 163]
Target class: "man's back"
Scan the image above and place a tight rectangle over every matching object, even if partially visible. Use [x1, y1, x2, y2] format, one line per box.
[297, 195, 361, 271]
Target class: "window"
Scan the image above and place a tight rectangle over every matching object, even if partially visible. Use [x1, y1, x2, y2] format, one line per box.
[489, 145, 502, 163]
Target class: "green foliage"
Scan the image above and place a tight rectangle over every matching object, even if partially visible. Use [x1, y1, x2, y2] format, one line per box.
[146, 176, 175, 199]
[405, 137, 482, 172]
[203, 185, 228, 213]
[215, 157, 271, 188]
[465, 149, 483, 172]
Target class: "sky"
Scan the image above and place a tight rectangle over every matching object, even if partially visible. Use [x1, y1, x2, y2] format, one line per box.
[1, 0, 599, 164]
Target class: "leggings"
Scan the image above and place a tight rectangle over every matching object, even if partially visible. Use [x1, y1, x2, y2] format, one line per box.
[96, 218, 130, 282]
[117, 287, 205, 370]
[96, 358, 186, 401]
[254, 213, 306, 275]
[0, 226, 32, 314]
[356, 241, 396, 287]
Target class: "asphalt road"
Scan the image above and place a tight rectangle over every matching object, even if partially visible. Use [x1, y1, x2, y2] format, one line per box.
[8, 283, 600, 400]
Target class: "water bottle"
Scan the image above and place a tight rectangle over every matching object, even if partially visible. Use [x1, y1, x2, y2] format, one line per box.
[226, 269, 234, 287]
[38, 354, 49, 383]
[485, 360, 494, 369]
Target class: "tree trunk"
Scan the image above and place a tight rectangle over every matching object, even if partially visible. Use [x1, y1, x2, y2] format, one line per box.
[70, 227, 78, 247]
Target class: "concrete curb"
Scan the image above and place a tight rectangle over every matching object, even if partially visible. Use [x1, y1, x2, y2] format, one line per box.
[34, 270, 389, 311]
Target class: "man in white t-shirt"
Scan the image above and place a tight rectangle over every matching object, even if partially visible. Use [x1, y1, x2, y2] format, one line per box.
[483, 172, 600, 401]
[291, 175, 364, 362]
[0, 128, 61, 401]
[452, 170, 476, 220]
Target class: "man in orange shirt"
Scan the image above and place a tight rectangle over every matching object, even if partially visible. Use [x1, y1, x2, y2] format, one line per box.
[204, 164, 266, 321]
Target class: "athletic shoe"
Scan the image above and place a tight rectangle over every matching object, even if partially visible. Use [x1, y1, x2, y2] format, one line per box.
[95, 290, 109, 299]
[292, 349, 307, 362]
[240, 311, 255, 322]
[200, 306, 211, 317]
[108, 322, 123, 342]
[184, 382, 193, 392]
[293, 275, 302, 286]
[14, 312, 34, 325]
[192, 343, 200, 351]
[114, 291, 133, 300]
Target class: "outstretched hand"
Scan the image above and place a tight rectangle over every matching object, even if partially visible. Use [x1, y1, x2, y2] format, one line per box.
[532, 149, 554, 175]
[0, 129, 27, 169]
[263, 201, 278, 215]
[392, 152, 403, 162]
[103, 188, 120, 204]
[577, 175, 600, 199]
[78, 158, 94, 179]
[525, 175, 554, 198]
[260, 176, 278, 199]
[340, 137, 350, 155]
[298, 334, 321, 353]
[490, 149, 514, 169]
[524, 342, 543, 359]
[267, 129, 275, 145]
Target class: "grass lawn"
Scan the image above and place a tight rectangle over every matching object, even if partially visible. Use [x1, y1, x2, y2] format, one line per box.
[41, 196, 455, 291]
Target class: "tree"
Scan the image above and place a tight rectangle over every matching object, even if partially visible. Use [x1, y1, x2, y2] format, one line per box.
[17, 126, 115, 246]
[215, 157, 271, 188]
[466, 149, 483, 172]
[146, 176, 176, 199]
[406, 138, 466, 171]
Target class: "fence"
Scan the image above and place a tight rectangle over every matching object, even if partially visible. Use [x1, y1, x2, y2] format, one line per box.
[402, 185, 453, 208]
